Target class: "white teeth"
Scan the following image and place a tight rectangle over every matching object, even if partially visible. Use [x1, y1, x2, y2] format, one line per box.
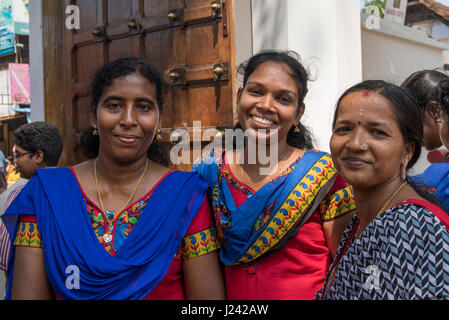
[252, 115, 273, 125]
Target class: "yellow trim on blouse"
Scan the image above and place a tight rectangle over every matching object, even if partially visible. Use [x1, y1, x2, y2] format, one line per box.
[13, 222, 42, 248]
[320, 185, 356, 221]
[14, 222, 220, 260]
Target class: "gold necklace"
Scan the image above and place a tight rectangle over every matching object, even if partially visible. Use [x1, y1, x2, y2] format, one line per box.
[353, 181, 408, 242]
[94, 157, 149, 244]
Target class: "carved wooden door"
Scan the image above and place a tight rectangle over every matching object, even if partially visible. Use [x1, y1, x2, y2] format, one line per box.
[61, 0, 236, 170]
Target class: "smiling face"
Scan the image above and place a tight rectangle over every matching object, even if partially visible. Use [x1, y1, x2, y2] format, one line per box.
[330, 91, 414, 189]
[93, 72, 160, 163]
[237, 61, 304, 146]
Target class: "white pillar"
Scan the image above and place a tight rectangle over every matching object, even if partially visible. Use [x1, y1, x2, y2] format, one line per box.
[251, 0, 363, 151]
[29, 0, 45, 122]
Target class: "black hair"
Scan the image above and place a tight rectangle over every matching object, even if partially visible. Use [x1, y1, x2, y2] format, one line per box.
[235, 50, 314, 150]
[80, 57, 169, 165]
[334, 80, 441, 206]
[401, 70, 448, 113]
[438, 78, 449, 119]
[14, 121, 63, 166]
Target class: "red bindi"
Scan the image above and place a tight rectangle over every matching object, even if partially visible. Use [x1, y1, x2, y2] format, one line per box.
[362, 90, 371, 98]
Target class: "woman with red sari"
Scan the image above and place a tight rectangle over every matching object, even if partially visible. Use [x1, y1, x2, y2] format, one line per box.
[1, 58, 225, 300]
[193, 51, 355, 299]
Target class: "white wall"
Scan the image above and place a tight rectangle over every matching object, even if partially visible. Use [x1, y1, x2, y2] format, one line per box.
[234, 0, 253, 72]
[29, 0, 45, 122]
[362, 22, 449, 85]
[251, 0, 363, 151]
[361, 16, 449, 174]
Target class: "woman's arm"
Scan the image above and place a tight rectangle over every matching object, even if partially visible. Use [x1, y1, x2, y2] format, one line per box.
[323, 211, 355, 258]
[11, 246, 53, 300]
[182, 251, 225, 300]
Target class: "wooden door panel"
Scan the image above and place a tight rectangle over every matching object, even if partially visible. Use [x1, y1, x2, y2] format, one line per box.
[106, 0, 140, 39]
[107, 0, 138, 22]
[73, 96, 93, 133]
[143, 0, 184, 17]
[143, 29, 183, 70]
[74, 43, 105, 84]
[185, 0, 215, 9]
[186, 25, 221, 65]
[108, 36, 139, 61]
[76, 0, 104, 31]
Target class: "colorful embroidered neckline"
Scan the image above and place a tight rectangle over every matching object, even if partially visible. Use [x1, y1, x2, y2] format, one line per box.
[219, 149, 306, 196]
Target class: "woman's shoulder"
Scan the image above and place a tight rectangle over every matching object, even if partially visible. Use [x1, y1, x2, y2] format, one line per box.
[191, 148, 225, 182]
[300, 149, 335, 169]
[381, 199, 449, 236]
[33, 167, 74, 182]
[192, 148, 224, 168]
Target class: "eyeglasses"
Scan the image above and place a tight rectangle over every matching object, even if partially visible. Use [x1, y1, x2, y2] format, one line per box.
[13, 151, 33, 160]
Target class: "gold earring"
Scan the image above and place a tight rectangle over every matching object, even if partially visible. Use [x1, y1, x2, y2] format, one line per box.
[156, 129, 162, 141]
[93, 124, 98, 136]
[294, 126, 300, 134]
[401, 159, 408, 181]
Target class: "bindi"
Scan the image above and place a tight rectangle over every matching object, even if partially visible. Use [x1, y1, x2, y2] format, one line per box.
[362, 90, 371, 98]
[358, 109, 364, 125]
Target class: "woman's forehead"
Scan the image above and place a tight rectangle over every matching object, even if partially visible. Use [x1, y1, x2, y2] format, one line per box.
[338, 91, 395, 117]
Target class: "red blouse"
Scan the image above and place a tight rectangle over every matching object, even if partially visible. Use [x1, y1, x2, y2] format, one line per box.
[222, 158, 350, 300]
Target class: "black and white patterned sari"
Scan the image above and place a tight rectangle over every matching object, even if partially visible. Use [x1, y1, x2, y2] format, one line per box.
[316, 199, 449, 300]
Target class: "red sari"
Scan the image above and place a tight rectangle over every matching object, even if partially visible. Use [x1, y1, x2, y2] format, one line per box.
[222, 157, 351, 299]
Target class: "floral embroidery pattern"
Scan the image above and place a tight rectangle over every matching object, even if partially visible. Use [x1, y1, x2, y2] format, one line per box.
[86, 196, 149, 255]
[14, 222, 42, 248]
[234, 154, 338, 265]
[181, 227, 221, 260]
[320, 185, 356, 221]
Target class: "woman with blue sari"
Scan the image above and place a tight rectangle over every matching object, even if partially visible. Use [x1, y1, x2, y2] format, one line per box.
[193, 51, 355, 299]
[1, 58, 225, 300]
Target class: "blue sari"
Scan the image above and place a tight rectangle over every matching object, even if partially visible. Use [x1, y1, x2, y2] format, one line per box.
[1, 168, 208, 300]
[193, 149, 348, 266]
[413, 163, 449, 213]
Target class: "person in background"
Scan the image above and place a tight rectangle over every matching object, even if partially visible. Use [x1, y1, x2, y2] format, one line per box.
[317, 80, 449, 300]
[0, 121, 63, 295]
[413, 78, 449, 213]
[2, 58, 224, 300]
[5, 156, 21, 187]
[0, 150, 8, 194]
[193, 50, 355, 300]
[401, 70, 449, 157]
